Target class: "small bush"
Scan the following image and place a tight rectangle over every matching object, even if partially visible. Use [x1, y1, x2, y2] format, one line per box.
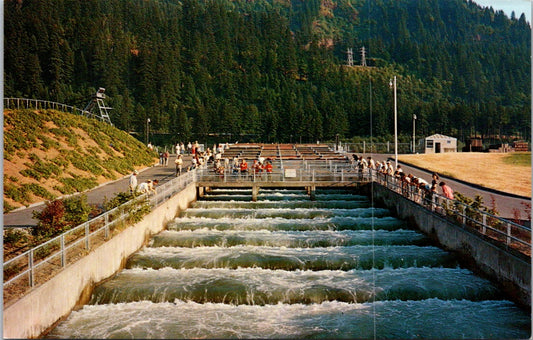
[32, 200, 68, 238]
[4, 184, 31, 204]
[103, 191, 136, 211]
[26, 183, 55, 200]
[4, 228, 29, 246]
[4, 200, 17, 213]
[63, 195, 91, 226]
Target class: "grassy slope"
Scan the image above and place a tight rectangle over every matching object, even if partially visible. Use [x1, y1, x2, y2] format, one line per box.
[3, 109, 158, 212]
[398, 152, 531, 197]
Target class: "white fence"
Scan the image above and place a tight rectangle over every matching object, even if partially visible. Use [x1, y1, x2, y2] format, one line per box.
[4, 97, 103, 121]
[374, 171, 531, 251]
[3, 171, 195, 301]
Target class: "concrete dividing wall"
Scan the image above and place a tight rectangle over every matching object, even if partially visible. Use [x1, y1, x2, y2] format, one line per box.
[370, 183, 531, 308]
[3, 183, 197, 339]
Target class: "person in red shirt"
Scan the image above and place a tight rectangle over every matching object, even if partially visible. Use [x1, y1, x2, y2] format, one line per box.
[439, 181, 454, 200]
[252, 160, 262, 174]
[264, 161, 273, 180]
[240, 159, 248, 175]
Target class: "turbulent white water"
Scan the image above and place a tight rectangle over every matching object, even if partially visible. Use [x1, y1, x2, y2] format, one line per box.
[47, 188, 531, 339]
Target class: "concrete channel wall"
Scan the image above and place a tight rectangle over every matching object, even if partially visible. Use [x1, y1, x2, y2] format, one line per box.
[369, 183, 531, 309]
[3, 182, 197, 339]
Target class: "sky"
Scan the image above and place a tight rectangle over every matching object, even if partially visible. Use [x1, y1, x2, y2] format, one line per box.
[473, 0, 531, 23]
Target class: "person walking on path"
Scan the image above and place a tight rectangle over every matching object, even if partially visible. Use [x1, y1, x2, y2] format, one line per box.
[129, 170, 138, 194]
[163, 151, 169, 166]
[175, 154, 183, 176]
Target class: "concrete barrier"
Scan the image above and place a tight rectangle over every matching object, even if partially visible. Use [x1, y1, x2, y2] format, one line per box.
[370, 182, 531, 309]
[3, 182, 197, 339]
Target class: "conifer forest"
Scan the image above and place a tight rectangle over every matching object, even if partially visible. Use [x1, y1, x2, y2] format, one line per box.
[4, 0, 531, 144]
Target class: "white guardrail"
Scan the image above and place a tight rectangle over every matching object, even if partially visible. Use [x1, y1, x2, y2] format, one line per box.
[374, 171, 531, 250]
[3, 171, 195, 293]
[4, 164, 529, 301]
[4, 98, 103, 121]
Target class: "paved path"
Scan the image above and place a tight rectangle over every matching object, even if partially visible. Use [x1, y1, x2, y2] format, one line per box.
[3, 155, 193, 228]
[366, 153, 530, 221]
[4, 152, 529, 227]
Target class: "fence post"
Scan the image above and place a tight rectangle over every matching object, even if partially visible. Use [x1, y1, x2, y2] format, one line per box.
[29, 249, 35, 287]
[506, 223, 511, 245]
[61, 234, 66, 267]
[482, 214, 487, 235]
[462, 205, 466, 225]
[85, 223, 90, 250]
[341, 169, 344, 182]
[104, 213, 109, 239]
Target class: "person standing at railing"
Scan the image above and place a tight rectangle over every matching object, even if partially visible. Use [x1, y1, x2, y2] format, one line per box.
[233, 159, 240, 174]
[440, 182, 454, 200]
[252, 160, 262, 176]
[240, 159, 249, 177]
[358, 156, 367, 180]
[264, 161, 273, 180]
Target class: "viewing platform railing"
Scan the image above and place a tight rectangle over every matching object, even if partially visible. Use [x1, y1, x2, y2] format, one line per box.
[195, 165, 371, 184]
[4, 163, 529, 306]
[374, 171, 531, 255]
[4, 97, 102, 121]
[3, 171, 195, 305]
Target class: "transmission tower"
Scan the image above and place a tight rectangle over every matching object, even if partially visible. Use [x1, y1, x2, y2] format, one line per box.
[360, 46, 367, 67]
[346, 48, 354, 66]
[84, 87, 113, 125]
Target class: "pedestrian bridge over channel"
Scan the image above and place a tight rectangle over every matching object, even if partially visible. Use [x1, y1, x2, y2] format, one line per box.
[195, 166, 370, 201]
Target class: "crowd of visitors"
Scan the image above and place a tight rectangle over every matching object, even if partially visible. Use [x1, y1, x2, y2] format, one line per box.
[351, 154, 454, 203]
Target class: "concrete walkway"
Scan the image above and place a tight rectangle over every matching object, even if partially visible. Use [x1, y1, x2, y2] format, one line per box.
[4, 152, 530, 227]
[3, 155, 193, 228]
[366, 153, 530, 221]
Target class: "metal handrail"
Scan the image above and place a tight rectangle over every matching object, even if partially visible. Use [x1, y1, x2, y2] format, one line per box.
[195, 166, 371, 183]
[3, 171, 196, 289]
[4, 163, 528, 296]
[4, 97, 104, 121]
[374, 171, 530, 250]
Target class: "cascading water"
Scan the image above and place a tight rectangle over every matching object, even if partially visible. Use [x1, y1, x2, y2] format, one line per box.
[47, 188, 530, 339]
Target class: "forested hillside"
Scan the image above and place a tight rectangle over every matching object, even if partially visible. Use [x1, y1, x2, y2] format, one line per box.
[4, 0, 530, 144]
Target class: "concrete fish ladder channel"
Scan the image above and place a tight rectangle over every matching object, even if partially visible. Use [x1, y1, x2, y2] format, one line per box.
[46, 188, 530, 339]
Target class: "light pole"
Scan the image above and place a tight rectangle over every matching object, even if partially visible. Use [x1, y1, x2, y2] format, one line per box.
[412, 114, 417, 153]
[389, 76, 398, 169]
[146, 118, 151, 145]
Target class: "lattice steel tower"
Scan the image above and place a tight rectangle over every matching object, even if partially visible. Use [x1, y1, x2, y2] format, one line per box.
[84, 87, 113, 125]
[346, 48, 354, 66]
[360, 46, 367, 67]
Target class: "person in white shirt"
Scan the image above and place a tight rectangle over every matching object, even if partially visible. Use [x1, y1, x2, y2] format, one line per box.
[138, 179, 158, 195]
[129, 170, 138, 194]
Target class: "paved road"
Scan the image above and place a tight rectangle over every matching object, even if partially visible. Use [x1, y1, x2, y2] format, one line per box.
[365, 153, 530, 221]
[4, 152, 529, 227]
[3, 155, 192, 228]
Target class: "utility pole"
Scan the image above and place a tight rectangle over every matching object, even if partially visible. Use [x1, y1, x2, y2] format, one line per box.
[412, 114, 417, 153]
[389, 76, 398, 168]
[146, 118, 151, 145]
